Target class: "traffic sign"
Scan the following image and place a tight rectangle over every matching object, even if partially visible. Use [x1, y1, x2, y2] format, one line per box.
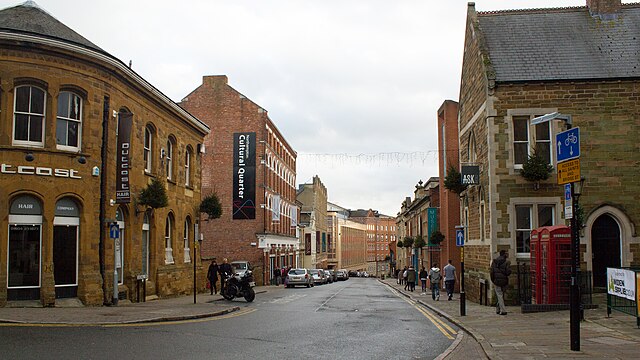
[564, 184, 573, 219]
[456, 229, 464, 247]
[109, 223, 120, 239]
[556, 127, 580, 163]
[557, 158, 580, 185]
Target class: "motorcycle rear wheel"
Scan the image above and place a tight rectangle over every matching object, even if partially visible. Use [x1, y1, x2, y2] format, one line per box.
[244, 288, 256, 302]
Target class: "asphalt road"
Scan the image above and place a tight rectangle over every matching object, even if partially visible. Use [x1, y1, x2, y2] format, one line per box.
[0, 278, 457, 360]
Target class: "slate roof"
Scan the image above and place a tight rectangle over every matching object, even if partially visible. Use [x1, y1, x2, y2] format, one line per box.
[0, 1, 103, 53]
[477, 5, 640, 82]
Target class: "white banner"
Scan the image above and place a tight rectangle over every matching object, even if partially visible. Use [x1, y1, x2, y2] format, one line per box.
[290, 205, 297, 228]
[272, 195, 280, 222]
[607, 268, 636, 301]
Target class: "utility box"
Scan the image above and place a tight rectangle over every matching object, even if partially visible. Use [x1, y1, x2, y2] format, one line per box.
[530, 225, 572, 304]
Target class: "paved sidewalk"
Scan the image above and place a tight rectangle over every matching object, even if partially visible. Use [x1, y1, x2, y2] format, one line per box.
[381, 278, 640, 359]
[0, 286, 277, 325]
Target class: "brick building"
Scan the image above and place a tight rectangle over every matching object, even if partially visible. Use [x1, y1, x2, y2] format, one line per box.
[349, 209, 396, 276]
[327, 202, 367, 272]
[395, 178, 440, 272]
[458, 0, 640, 304]
[179, 76, 298, 286]
[437, 100, 462, 291]
[297, 176, 328, 269]
[0, 3, 209, 306]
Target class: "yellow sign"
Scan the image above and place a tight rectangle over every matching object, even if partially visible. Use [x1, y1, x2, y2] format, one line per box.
[460, 247, 464, 262]
[557, 158, 580, 185]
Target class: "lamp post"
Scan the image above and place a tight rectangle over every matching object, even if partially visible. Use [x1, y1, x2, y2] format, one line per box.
[532, 112, 581, 351]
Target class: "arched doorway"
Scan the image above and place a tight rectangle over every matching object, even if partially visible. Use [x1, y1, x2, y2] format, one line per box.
[591, 214, 621, 290]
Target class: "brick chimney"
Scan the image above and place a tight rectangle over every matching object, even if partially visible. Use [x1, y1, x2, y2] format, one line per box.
[586, 0, 621, 20]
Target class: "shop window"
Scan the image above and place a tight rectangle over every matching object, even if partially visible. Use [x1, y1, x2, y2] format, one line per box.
[53, 197, 80, 298]
[56, 91, 82, 152]
[8, 195, 43, 300]
[115, 207, 125, 284]
[13, 85, 46, 147]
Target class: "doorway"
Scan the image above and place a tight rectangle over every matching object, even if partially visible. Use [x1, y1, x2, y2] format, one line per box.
[591, 214, 621, 290]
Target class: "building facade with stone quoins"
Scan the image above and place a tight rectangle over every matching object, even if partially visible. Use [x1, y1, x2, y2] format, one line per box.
[395, 178, 440, 274]
[458, 0, 640, 305]
[179, 76, 298, 286]
[0, 3, 209, 307]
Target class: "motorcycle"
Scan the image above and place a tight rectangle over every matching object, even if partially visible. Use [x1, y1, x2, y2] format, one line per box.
[221, 270, 256, 302]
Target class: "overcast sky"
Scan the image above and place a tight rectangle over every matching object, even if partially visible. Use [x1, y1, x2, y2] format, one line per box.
[6, 0, 601, 216]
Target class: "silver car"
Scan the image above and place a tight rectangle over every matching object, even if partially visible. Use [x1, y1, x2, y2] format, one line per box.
[286, 268, 313, 288]
[310, 269, 326, 285]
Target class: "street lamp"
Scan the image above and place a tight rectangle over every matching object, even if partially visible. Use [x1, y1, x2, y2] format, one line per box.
[531, 112, 580, 351]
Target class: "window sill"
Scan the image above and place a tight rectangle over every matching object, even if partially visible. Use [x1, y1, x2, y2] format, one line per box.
[167, 179, 177, 185]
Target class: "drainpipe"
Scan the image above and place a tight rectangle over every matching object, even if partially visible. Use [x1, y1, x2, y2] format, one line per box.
[99, 96, 110, 305]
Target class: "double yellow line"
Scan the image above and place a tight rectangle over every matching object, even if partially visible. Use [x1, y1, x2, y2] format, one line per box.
[394, 290, 457, 340]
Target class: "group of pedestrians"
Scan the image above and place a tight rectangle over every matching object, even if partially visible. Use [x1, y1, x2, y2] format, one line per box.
[272, 266, 292, 286]
[206, 258, 233, 295]
[394, 251, 512, 317]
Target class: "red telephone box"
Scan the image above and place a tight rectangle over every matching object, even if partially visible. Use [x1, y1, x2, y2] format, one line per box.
[530, 225, 572, 304]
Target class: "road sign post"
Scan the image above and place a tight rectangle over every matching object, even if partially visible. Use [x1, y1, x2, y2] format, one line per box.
[110, 222, 119, 306]
[455, 226, 465, 316]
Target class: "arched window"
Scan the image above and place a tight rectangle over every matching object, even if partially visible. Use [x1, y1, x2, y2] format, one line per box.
[183, 216, 191, 263]
[56, 91, 82, 151]
[185, 146, 192, 187]
[468, 132, 477, 163]
[13, 85, 46, 147]
[165, 214, 174, 264]
[166, 137, 175, 181]
[144, 125, 153, 173]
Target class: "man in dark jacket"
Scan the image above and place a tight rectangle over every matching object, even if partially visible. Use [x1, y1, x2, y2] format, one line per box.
[207, 260, 219, 295]
[490, 250, 511, 315]
[219, 258, 233, 293]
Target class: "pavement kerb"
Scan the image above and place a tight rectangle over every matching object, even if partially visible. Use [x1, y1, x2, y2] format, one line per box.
[0, 306, 241, 326]
[379, 279, 498, 360]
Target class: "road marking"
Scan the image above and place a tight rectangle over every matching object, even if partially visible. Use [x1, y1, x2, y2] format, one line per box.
[315, 286, 348, 312]
[0, 308, 257, 328]
[389, 287, 457, 340]
[268, 294, 307, 304]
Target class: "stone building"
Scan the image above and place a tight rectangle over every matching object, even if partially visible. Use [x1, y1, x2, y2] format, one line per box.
[437, 100, 462, 291]
[179, 76, 298, 286]
[458, 0, 640, 303]
[349, 209, 396, 276]
[297, 176, 328, 269]
[0, 3, 209, 306]
[395, 178, 440, 272]
[327, 202, 367, 272]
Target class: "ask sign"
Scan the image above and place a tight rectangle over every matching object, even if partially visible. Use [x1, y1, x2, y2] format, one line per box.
[461, 165, 480, 185]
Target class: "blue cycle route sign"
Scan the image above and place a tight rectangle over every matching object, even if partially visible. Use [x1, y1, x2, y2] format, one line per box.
[556, 127, 580, 163]
[456, 229, 464, 247]
[109, 223, 120, 239]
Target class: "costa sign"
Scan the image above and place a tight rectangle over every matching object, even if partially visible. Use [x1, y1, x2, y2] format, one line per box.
[1, 164, 81, 178]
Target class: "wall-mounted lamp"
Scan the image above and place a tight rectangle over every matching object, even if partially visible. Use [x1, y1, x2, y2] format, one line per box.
[25, 153, 34, 162]
[78, 156, 87, 164]
[160, 148, 166, 159]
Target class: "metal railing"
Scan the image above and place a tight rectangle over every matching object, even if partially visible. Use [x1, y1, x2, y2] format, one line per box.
[517, 262, 593, 309]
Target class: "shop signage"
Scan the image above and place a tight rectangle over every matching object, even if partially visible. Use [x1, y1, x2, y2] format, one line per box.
[607, 267, 636, 301]
[1, 164, 81, 178]
[427, 207, 438, 246]
[232, 132, 256, 219]
[272, 194, 281, 222]
[10, 195, 42, 215]
[461, 165, 480, 185]
[116, 112, 133, 203]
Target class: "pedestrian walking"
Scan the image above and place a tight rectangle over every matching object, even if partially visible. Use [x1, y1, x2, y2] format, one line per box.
[219, 258, 233, 293]
[419, 266, 428, 294]
[407, 266, 416, 292]
[207, 259, 219, 295]
[443, 259, 457, 300]
[428, 263, 442, 301]
[395, 268, 401, 284]
[403, 267, 409, 290]
[490, 250, 512, 315]
[273, 267, 281, 286]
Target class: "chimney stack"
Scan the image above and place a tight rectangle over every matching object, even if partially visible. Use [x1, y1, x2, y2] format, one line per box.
[586, 0, 622, 20]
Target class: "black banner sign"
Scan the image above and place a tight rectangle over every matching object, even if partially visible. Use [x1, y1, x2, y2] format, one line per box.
[461, 165, 480, 185]
[116, 113, 132, 203]
[233, 132, 256, 219]
[305, 233, 311, 256]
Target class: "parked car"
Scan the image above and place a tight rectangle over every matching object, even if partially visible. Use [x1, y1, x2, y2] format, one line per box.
[326, 269, 337, 282]
[286, 268, 313, 288]
[348, 270, 358, 278]
[336, 269, 348, 281]
[325, 270, 333, 284]
[310, 269, 326, 285]
[231, 261, 252, 279]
